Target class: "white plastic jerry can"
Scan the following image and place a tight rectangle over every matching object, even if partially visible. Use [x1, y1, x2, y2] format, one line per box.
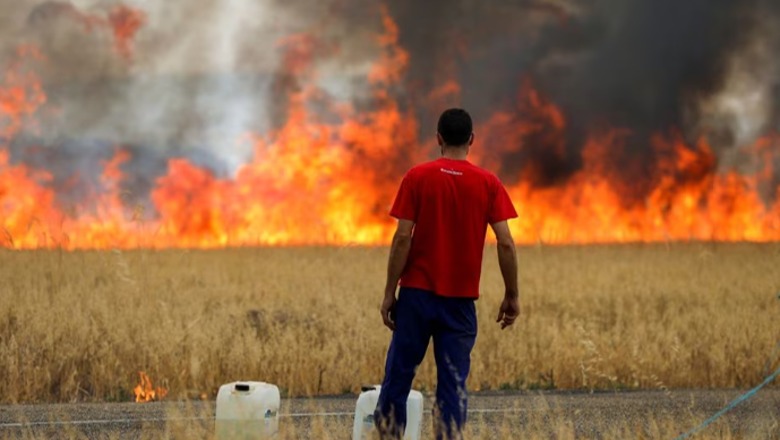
[352, 385, 423, 440]
[215, 381, 281, 439]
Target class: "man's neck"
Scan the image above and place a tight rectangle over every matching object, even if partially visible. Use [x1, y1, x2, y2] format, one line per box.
[441, 147, 469, 161]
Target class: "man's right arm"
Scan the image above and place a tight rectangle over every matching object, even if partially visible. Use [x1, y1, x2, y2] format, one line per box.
[490, 220, 520, 329]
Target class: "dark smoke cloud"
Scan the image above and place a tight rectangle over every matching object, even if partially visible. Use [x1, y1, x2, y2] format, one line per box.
[385, 0, 780, 194]
[545, 0, 752, 137]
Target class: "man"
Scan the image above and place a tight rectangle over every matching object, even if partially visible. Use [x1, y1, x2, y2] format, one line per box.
[375, 108, 520, 439]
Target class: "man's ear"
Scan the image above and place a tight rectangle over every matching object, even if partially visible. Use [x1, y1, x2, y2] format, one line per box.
[468, 133, 475, 146]
[437, 132, 445, 147]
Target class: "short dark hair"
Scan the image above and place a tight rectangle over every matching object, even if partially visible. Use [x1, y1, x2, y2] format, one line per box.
[437, 108, 473, 146]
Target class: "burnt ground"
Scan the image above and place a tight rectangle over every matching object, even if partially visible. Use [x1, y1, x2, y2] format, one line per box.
[0, 389, 778, 439]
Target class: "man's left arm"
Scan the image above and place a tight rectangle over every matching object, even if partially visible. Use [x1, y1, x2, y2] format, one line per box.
[381, 219, 415, 331]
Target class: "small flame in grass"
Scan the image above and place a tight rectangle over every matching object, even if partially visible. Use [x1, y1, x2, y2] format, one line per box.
[133, 371, 168, 403]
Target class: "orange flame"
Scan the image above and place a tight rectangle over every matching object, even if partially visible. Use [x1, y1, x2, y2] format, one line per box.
[1, 8, 780, 249]
[0, 46, 46, 138]
[133, 371, 168, 403]
[107, 5, 147, 61]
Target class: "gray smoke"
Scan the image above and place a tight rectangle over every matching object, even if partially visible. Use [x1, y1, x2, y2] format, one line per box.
[7, 0, 298, 169]
[385, 0, 780, 196]
[1, 0, 385, 205]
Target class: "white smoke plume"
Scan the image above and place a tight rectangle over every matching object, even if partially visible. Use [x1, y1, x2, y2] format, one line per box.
[1, 0, 384, 173]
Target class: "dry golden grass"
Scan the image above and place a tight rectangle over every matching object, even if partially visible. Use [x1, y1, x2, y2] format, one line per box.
[0, 244, 778, 404]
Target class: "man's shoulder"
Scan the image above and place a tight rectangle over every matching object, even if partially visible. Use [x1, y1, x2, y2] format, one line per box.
[404, 160, 440, 178]
[456, 161, 502, 183]
[468, 163, 499, 179]
[408, 159, 441, 171]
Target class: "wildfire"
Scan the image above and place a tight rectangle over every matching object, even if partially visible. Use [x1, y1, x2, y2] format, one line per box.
[133, 371, 168, 403]
[1, 7, 780, 249]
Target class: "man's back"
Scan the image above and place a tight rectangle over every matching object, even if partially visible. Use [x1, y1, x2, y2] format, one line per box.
[377, 108, 519, 440]
[390, 157, 516, 298]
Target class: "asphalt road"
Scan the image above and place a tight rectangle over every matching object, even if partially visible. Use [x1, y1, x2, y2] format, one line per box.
[0, 389, 778, 439]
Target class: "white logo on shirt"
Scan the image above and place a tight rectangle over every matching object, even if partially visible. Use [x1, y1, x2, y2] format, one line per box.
[440, 168, 463, 176]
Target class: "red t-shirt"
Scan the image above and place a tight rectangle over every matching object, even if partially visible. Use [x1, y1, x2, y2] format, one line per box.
[390, 157, 518, 298]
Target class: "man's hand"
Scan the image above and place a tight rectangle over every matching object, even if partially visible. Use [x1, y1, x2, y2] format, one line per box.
[496, 295, 520, 329]
[490, 220, 519, 330]
[381, 293, 397, 331]
[382, 220, 413, 332]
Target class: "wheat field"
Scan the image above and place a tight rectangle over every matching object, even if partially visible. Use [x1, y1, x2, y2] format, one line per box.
[0, 244, 778, 404]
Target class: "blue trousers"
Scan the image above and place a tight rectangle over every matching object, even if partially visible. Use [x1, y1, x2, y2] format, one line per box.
[375, 287, 477, 439]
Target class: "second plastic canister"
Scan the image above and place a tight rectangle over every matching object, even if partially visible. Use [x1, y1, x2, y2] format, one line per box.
[352, 385, 423, 440]
[215, 381, 280, 439]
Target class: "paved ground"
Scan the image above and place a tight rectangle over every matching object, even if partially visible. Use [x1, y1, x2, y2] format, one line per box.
[0, 389, 778, 439]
